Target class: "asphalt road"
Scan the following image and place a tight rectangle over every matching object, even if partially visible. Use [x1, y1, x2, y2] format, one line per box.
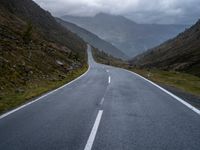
[0, 45, 199, 150]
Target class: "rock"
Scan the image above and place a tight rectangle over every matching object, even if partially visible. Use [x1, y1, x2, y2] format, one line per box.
[56, 60, 64, 66]
[66, 66, 73, 72]
[58, 74, 65, 80]
[15, 88, 25, 93]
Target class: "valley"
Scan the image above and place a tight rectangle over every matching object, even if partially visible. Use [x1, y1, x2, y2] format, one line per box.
[62, 13, 187, 57]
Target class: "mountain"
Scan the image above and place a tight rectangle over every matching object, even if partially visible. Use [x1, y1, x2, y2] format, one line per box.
[131, 19, 200, 77]
[0, 0, 88, 111]
[1, 0, 86, 55]
[61, 13, 187, 57]
[56, 18, 127, 59]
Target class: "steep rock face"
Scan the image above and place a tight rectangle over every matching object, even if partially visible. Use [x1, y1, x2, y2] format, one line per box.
[131, 20, 200, 77]
[62, 13, 187, 57]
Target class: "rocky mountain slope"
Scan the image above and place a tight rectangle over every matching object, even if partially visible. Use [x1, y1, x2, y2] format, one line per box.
[0, 0, 87, 112]
[131, 19, 200, 77]
[56, 18, 127, 59]
[61, 13, 187, 57]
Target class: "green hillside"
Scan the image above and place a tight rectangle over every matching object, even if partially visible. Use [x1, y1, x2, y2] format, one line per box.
[131, 20, 200, 77]
[0, 0, 87, 113]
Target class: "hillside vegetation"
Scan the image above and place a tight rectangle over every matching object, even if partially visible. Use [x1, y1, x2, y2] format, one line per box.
[92, 47, 128, 68]
[131, 19, 200, 77]
[0, 0, 87, 113]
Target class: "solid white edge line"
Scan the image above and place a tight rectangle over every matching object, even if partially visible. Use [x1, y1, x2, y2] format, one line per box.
[84, 110, 103, 150]
[123, 69, 200, 115]
[0, 65, 90, 120]
[108, 76, 111, 84]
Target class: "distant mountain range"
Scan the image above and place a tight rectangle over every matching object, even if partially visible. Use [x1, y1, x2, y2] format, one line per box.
[61, 13, 187, 58]
[131, 19, 200, 77]
[56, 18, 127, 59]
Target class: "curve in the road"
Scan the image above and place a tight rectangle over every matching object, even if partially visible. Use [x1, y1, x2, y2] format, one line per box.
[0, 45, 199, 150]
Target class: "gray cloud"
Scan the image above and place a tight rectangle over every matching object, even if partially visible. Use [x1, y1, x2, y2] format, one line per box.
[33, 0, 200, 24]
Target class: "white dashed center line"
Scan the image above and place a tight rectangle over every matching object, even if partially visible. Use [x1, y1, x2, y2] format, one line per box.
[100, 98, 104, 105]
[84, 110, 103, 150]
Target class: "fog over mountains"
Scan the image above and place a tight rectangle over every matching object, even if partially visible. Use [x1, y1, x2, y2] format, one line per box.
[57, 18, 127, 59]
[61, 13, 188, 58]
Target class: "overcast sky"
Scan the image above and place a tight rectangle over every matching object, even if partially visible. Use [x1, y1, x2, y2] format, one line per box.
[34, 0, 200, 24]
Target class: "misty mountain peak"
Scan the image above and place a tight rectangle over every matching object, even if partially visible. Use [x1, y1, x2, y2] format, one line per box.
[95, 12, 121, 18]
[61, 13, 187, 57]
[94, 12, 137, 24]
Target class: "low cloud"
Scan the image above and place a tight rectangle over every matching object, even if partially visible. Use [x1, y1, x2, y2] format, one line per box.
[34, 0, 200, 24]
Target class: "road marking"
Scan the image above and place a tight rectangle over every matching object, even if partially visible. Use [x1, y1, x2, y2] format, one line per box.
[106, 69, 109, 73]
[124, 69, 200, 115]
[108, 76, 111, 84]
[100, 98, 104, 105]
[0, 66, 91, 120]
[84, 110, 103, 150]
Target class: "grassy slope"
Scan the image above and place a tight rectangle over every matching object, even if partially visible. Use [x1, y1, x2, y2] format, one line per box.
[92, 48, 200, 103]
[0, 1, 88, 114]
[0, 66, 87, 113]
[91, 47, 128, 68]
[130, 68, 200, 97]
[131, 20, 200, 77]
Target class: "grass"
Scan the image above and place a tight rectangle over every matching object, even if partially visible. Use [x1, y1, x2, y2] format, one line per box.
[0, 9, 88, 114]
[0, 65, 88, 114]
[91, 48, 200, 99]
[130, 68, 200, 97]
[91, 47, 128, 68]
